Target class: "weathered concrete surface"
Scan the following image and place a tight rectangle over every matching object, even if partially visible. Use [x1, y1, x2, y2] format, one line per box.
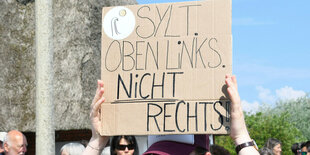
[0, 0, 137, 132]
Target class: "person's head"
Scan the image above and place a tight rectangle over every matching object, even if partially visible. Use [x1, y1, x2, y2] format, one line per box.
[292, 142, 304, 155]
[60, 142, 85, 155]
[101, 146, 111, 155]
[189, 146, 211, 155]
[265, 138, 282, 155]
[210, 144, 230, 155]
[301, 141, 310, 155]
[110, 136, 139, 155]
[0, 132, 8, 154]
[259, 147, 273, 155]
[3, 130, 27, 155]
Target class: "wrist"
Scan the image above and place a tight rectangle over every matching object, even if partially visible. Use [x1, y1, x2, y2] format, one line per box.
[233, 134, 252, 146]
[88, 136, 109, 150]
[235, 139, 258, 154]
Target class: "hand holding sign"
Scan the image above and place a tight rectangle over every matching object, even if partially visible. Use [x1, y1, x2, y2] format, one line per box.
[83, 80, 109, 154]
[225, 75, 251, 145]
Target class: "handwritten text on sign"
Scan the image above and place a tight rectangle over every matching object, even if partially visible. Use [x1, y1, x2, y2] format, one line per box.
[101, 0, 232, 135]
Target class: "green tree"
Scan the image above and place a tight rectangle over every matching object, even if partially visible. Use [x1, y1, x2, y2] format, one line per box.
[272, 95, 310, 139]
[215, 112, 306, 155]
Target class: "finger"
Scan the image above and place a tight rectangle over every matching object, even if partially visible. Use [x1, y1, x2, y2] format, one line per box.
[92, 80, 104, 105]
[227, 86, 240, 106]
[225, 75, 234, 88]
[98, 80, 104, 87]
[225, 75, 241, 108]
[225, 74, 231, 81]
[92, 96, 105, 117]
[91, 87, 104, 109]
[93, 80, 102, 103]
[231, 75, 238, 90]
[225, 75, 238, 91]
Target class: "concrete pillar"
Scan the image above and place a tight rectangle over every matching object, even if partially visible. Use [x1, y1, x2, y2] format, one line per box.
[35, 0, 55, 154]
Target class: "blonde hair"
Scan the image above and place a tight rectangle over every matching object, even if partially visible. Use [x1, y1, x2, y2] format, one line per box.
[60, 142, 85, 155]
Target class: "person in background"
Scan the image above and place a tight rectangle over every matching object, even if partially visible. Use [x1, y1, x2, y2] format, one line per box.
[300, 141, 310, 155]
[189, 144, 231, 155]
[3, 130, 27, 155]
[0, 132, 7, 155]
[80, 139, 89, 148]
[82, 75, 260, 155]
[258, 147, 273, 155]
[291, 142, 304, 155]
[60, 142, 85, 155]
[101, 145, 110, 155]
[264, 138, 282, 155]
[209, 144, 230, 155]
[110, 136, 139, 155]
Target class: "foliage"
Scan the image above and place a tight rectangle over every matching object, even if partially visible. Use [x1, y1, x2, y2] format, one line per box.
[215, 112, 306, 155]
[214, 135, 235, 154]
[272, 95, 310, 140]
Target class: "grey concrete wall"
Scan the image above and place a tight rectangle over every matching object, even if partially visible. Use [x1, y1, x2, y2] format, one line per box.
[0, 0, 137, 132]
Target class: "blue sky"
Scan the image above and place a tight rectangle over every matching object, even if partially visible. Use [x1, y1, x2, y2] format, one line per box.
[136, 0, 310, 112]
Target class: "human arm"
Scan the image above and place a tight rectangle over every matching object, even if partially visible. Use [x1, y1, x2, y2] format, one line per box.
[82, 80, 110, 155]
[225, 75, 259, 155]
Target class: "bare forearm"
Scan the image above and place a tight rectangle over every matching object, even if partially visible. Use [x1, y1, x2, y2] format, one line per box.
[225, 75, 259, 155]
[82, 136, 109, 155]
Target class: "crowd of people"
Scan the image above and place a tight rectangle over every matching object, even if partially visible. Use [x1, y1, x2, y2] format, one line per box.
[1, 75, 309, 155]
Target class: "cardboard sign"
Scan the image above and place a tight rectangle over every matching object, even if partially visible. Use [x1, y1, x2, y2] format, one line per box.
[100, 0, 232, 135]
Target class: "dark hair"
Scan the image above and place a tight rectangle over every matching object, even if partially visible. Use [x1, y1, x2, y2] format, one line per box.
[259, 147, 273, 155]
[264, 138, 282, 150]
[193, 146, 209, 155]
[210, 144, 230, 155]
[291, 142, 304, 154]
[301, 141, 310, 152]
[110, 135, 139, 155]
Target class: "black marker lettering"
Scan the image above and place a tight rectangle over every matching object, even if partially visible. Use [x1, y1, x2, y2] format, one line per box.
[187, 102, 198, 131]
[154, 5, 171, 37]
[163, 102, 175, 132]
[208, 38, 222, 68]
[226, 101, 230, 122]
[151, 72, 165, 98]
[139, 73, 151, 99]
[145, 42, 159, 70]
[180, 40, 194, 68]
[199, 102, 213, 131]
[167, 72, 184, 97]
[179, 4, 202, 36]
[166, 40, 180, 70]
[195, 37, 207, 68]
[122, 41, 135, 71]
[211, 101, 223, 131]
[176, 100, 186, 132]
[136, 41, 144, 70]
[147, 103, 162, 131]
[117, 73, 132, 99]
[164, 5, 180, 37]
[105, 40, 121, 72]
[136, 6, 156, 39]
[134, 74, 138, 98]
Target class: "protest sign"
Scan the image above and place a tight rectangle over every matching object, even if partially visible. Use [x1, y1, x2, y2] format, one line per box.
[100, 0, 232, 135]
